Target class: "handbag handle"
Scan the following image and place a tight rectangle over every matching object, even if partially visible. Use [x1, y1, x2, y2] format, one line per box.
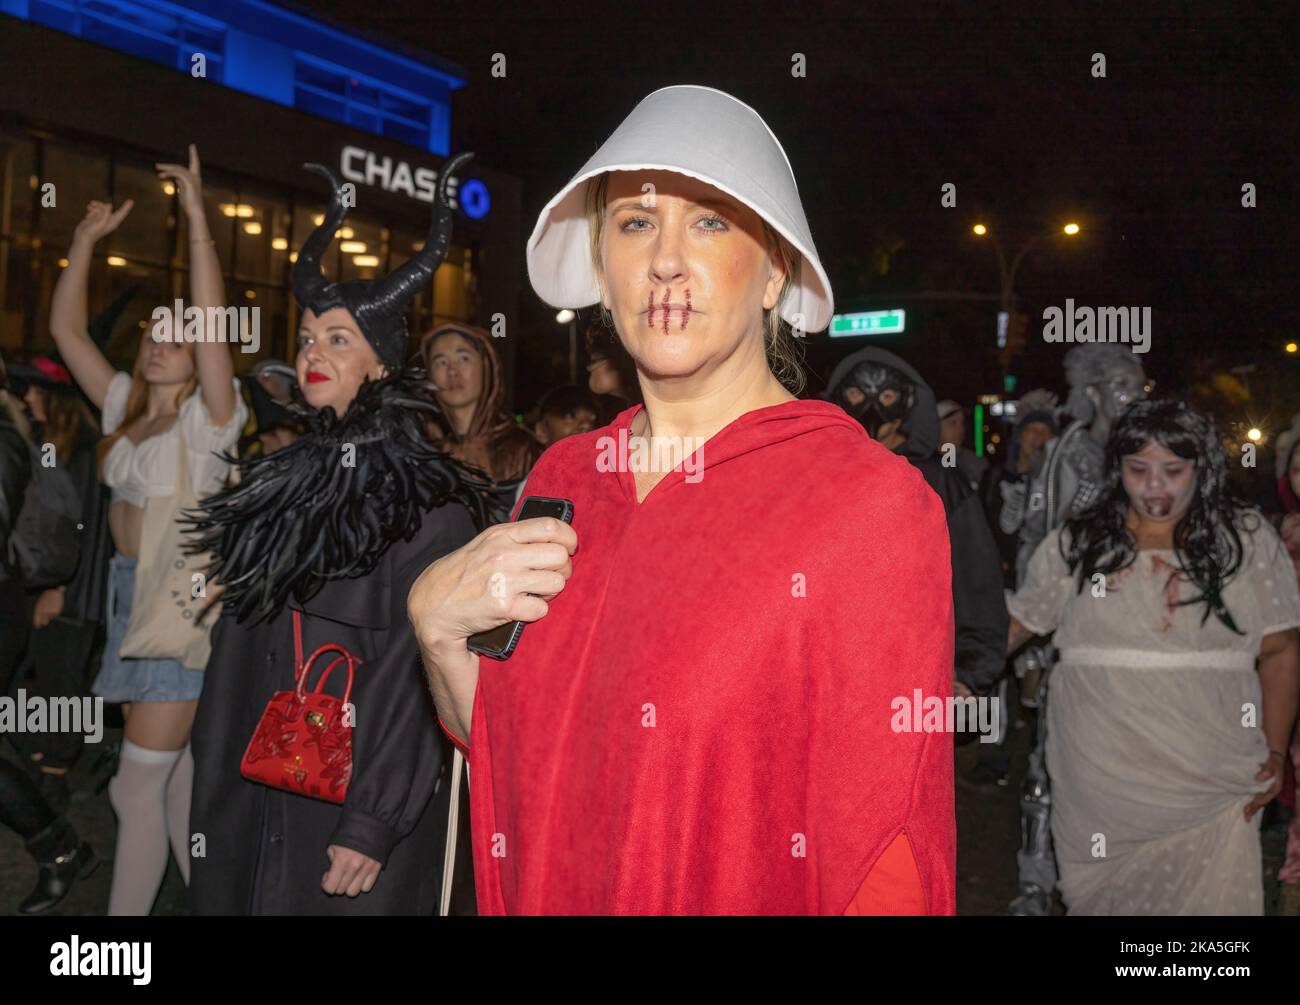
[291, 609, 360, 709]
[297, 649, 357, 708]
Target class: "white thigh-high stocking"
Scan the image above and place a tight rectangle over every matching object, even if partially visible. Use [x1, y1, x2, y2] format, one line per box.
[106, 740, 183, 916]
[164, 743, 193, 885]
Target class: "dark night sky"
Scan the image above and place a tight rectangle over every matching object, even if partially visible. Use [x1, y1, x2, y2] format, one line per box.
[304, 1, 1298, 420]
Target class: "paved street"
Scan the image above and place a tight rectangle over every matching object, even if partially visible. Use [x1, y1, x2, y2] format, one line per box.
[1, 709, 1289, 916]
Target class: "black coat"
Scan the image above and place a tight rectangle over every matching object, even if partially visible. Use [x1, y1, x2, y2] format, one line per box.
[189, 500, 476, 915]
[0, 418, 30, 585]
[914, 456, 1010, 694]
[59, 427, 110, 624]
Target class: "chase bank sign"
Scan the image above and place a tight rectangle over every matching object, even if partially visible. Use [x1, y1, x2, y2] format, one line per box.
[340, 145, 491, 220]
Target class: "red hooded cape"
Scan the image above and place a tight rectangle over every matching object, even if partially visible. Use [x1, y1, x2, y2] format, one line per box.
[463, 398, 956, 914]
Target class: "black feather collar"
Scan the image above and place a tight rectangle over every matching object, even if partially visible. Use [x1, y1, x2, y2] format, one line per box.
[184, 370, 498, 625]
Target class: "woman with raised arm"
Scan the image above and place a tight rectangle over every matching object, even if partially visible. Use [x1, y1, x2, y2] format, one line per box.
[185, 155, 495, 915]
[1005, 399, 1300, 914]
[408, 86, 957, 915]
[48, 145, 246, 915]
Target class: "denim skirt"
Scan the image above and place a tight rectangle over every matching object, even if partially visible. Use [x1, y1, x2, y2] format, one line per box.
[91, 554, 206, 703]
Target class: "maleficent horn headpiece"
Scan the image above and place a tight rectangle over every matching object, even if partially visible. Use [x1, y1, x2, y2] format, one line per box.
[292, 150, 474, 370]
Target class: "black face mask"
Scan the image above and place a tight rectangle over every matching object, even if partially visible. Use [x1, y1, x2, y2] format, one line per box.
[836, 360, 916, 440]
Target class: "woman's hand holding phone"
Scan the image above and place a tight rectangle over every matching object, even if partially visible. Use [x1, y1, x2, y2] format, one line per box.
[408, 515, 577, 741]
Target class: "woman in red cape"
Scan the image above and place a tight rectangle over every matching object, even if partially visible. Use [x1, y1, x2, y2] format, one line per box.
[410, 85, 957, 915]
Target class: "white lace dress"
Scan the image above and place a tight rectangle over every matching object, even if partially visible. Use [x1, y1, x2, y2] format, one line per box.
[1008, 515, 1300, 915]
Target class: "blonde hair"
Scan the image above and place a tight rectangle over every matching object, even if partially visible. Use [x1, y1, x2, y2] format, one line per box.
[97, 340, 198, 473]
[585, 173, 806, 395]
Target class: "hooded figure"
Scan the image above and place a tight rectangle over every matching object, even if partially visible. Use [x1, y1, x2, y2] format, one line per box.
[187, 155, 498, 915]
[420, 322, 542, 490]
[441, 85, 956, 915]
[826, 347, 1008, 695]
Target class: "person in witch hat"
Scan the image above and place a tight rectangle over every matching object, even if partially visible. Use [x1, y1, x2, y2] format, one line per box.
[186, 153, 499, 915]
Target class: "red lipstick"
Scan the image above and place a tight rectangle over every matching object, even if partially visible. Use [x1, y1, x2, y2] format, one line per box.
[306, 371, 330, 384]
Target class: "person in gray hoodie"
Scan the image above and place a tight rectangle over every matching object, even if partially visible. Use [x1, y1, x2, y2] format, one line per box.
[826, 347, 1009, 699]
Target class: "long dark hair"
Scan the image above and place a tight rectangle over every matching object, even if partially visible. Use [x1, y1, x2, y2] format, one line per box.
[39, 386, 98, 463]
[1062, 398, 1253, 634]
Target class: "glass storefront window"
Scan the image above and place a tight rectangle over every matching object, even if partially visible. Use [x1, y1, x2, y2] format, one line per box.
[40, 143, 112, 253]
[197, 178, 239, 279]
[229, 280, 290, 367]
[111, 156, 174, 268]
[433, 245, 470, 324]
[0, 133, 38, 243]
[0, 133, 40, 351]
[335, 215, 384, 285]
[0, 132, 488, 365]
[230, 189, 286, 287]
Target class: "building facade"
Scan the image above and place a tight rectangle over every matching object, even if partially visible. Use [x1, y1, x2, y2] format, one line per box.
[0, 0, 522, 377]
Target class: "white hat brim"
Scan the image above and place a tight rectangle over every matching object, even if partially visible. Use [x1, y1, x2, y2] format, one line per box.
[525, 86, 834, 333]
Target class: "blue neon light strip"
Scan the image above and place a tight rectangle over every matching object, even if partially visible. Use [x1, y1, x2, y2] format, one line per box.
[1, 0, 464, 154]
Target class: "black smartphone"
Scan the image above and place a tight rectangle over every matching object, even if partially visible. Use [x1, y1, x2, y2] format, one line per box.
[466, 495, 574, 661]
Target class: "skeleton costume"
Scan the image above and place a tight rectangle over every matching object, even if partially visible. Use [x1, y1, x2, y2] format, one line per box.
[1001, 343, 1146, 915]
[187, 155, 496, 914]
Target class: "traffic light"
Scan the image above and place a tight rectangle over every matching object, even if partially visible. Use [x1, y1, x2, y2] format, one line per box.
[1008, 312, 1030, 355]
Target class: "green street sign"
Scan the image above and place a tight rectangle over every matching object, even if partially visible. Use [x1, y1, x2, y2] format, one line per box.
[829, 309, 906, 337]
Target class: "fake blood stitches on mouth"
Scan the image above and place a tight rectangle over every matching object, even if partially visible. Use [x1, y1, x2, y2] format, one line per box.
[647, 289, 693, 332]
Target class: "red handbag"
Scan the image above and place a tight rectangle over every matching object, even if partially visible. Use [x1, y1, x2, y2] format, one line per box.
[239, 610, 361, 804]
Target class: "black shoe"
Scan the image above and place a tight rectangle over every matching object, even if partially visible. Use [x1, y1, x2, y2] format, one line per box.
[19, 818, 100, 915]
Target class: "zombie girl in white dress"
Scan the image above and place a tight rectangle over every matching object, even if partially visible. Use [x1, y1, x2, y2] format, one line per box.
[1007, 399, 1300, 915]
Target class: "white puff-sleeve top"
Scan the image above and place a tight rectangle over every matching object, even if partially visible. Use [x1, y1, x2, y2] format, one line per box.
[101, 371, 247, 506]
[1008, 516, 1300, 670]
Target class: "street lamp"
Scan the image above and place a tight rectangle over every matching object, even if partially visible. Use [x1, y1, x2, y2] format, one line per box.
[972, 221, 1082, 313]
